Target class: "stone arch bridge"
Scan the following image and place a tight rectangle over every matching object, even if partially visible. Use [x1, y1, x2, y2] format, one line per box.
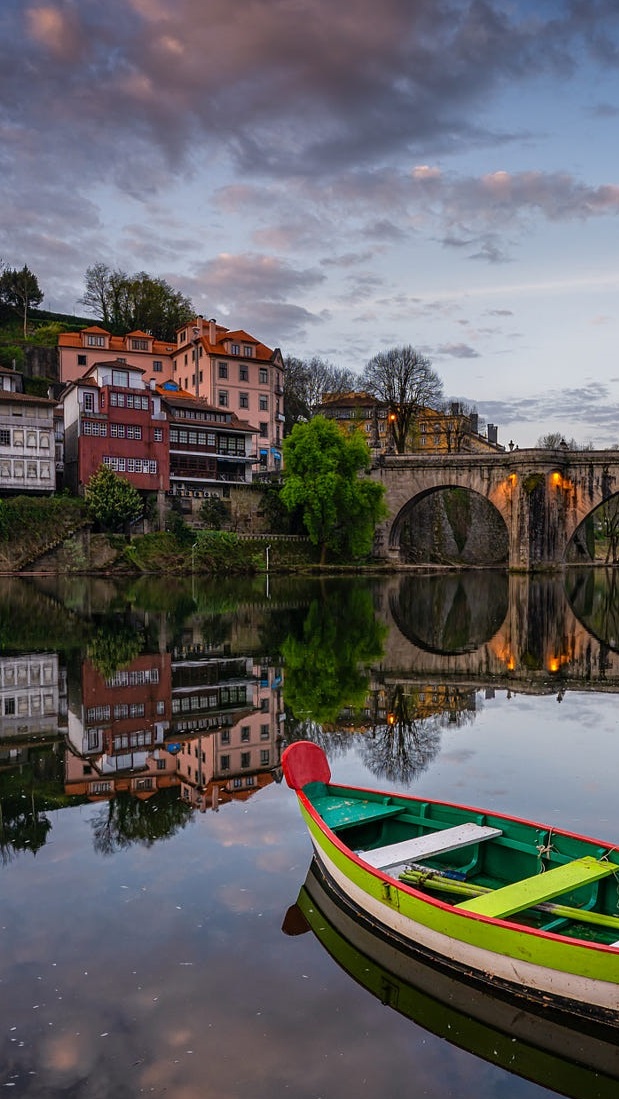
[369, 448, 619, 569]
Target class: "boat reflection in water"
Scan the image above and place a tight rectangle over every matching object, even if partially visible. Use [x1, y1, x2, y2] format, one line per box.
[283, 859, 619, 1099]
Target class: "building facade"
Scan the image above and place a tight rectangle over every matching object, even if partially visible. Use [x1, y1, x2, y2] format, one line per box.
[158, 383, 258, 503]
[61, 360, 169, 496]
[318, 392, 504, 454]
[57, 315, 285, 476]
[58, 326, 176, 387]
[173, 317, 284, 474]
[0, 367, 56, 495]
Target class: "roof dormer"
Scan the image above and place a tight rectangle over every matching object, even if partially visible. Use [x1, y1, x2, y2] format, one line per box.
[81, 325, 111, 350]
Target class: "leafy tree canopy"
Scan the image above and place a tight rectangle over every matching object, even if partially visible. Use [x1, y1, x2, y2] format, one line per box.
[85, 464, 144, 533]
[284, 355, 358, 434]
[281, 415, 387, 563]
[0, 263, 44, 337]
[80, 262, 194, 341]
[360, 345, 443, 454]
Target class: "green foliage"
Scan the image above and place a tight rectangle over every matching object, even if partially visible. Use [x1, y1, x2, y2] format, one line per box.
[28, 321, 65, 346]
[281, 416, 387, 563]
[194, 531, 258, 573]
[523, 473, 545, 494]
[85, 464, 143, 532]
[165, 502, 194, 546]
[87, 622, 143, 677]
[0, 264, 43, 336]
[0, 494, 86, 545]
[91, 788, 193, 854]
[198, 495, 230, 530]
[23, 375, 54, 398]
[258, 481, 304, 534]
[0, 343, 24, 370]
[123, 532, 189, 573]
[282, 584, 386, 725]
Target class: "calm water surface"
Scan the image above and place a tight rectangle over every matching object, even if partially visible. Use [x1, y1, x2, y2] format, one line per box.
[1, 569, 618, 1098]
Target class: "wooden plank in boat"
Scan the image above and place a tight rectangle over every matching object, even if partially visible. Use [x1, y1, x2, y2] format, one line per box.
[457, 856, 616, 919]
[362, 822, 503, 870]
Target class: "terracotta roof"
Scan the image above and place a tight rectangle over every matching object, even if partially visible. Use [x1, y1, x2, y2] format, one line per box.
[57, 328, 175, 354]
[157, 386, 257, 433]
[0, 390, 56, 407]
[175, 320, 274, 361]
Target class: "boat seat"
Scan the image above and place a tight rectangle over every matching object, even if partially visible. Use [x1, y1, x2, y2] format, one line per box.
[313, 796, 403, 831]
[362, 822, 503, 871]
[456, 856, 617, 920]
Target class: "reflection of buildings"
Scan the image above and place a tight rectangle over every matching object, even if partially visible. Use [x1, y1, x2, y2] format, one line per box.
[65, 652, 175, 799]
[334, 681, 477, 732]
[63, 645, 284, 809]
[0, 652, 65, 738]
[169, 646, 284, 809]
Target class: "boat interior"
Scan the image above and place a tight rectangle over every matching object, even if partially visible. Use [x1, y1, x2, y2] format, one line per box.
[304, 781, 619, 944]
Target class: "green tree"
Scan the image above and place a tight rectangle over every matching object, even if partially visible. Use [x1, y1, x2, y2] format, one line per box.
[85, 464, 144, 532]
[360, 345, 443, 454]
[80, 264, 194, 341]
[0, 264, 44, 337]
[281, 416, 386, 564]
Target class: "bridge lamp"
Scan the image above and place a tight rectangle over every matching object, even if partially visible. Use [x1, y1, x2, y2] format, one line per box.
[551, 471, 562, 487]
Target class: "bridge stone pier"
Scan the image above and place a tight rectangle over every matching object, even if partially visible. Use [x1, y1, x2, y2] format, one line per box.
[369, 448, 619, 570]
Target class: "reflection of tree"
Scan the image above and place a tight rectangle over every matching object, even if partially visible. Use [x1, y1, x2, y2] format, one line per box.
[91, 789, 192, 855]
[87, 620, 143, 677]
[0, 791, 52, 864]
[566, 567, 619, 654]
[282, 585, 386, 726]
[358, 685, 477, 785]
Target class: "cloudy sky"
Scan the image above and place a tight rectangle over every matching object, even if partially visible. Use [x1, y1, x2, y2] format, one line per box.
[2, 0, 619, 447]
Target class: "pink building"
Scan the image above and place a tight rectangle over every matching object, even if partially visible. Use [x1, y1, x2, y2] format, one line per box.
[58, 326, 176, 386]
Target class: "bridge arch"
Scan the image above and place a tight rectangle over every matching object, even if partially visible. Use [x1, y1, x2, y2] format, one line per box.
[389, 484, 509, 566]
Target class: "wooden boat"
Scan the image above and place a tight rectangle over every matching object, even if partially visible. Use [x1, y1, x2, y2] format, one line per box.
[282, 740, 619, 1028]
[285, 859, 619, 1099]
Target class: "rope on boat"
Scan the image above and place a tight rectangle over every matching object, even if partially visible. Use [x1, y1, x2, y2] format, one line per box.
[535, 828, 554, 870]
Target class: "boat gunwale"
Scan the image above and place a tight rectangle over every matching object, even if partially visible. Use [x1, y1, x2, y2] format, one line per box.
[297, 782, 619, 955]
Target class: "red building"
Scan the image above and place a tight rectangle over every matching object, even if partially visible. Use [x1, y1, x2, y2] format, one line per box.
[61, 359, 169, 497]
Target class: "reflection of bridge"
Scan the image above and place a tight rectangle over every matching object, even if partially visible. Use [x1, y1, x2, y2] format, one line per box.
[370, 449, 619, 569]
[373, 573, 619, 692]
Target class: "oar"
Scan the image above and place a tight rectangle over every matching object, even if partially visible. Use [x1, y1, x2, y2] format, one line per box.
[399, 866, 619, 933]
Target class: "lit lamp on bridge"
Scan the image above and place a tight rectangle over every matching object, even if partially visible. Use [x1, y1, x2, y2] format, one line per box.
[388, 411, 397, 452]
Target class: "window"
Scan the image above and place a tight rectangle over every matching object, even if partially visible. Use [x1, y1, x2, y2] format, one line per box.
[260, 723, 269, 739]
[239, 365, 249, 383]
[86, 334, 105, 347]
[231, 343, 240, 355]
[153, 360, 163, 372]
[218, 391, 228, 407]
[154, 428, 163, 442]
[131, 338, 149, 350]
[83, 421, 107, 436]
[241, 751, 251, 769]
[220, 754, 230, 771]
[239, 392, 249, 409]
[243, 345, 252, 357]
[221, 729, 230, 744]
[218, 362, 228, 379]
[259, 395, 268, 411]
[127, 425, 142, 440]
[112, 369, 129, 387]
[259, 368, 268, 385]
[103, 456, 126, 472]
[0, 429, 9, 446]
[83, 392, 95, 412]
[77, 354, 87, 366]
[4, 698, 15, 715]
[260, 697, 269, 712]
[207, 432, 216, 446]
[260, 750, 270, 765]
[241, 725, 250, 742]
[259, 422, 268, 437]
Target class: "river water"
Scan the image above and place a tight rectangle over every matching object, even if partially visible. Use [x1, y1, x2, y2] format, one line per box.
[1, 568, 618, 1098]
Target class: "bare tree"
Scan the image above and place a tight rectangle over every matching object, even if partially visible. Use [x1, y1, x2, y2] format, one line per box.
[284, 355, 357, 433]
[361, 346, 443, 453]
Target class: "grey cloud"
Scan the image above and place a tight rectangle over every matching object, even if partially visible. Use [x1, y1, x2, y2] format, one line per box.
[435, 343, 480, 359]
[192, 253, 325, 304]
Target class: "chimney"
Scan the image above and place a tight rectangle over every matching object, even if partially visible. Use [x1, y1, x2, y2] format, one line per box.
[487, 423, 498, 445]
[469, 412, 479, 434]
[208, 317, 217, 344]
